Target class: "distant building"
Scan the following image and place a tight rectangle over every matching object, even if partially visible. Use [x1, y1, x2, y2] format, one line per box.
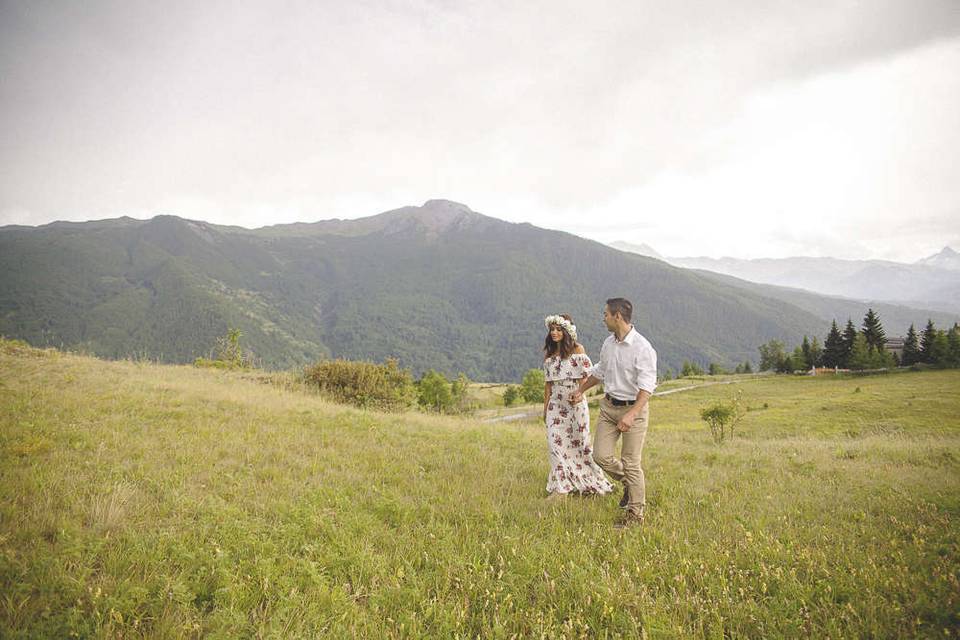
[884, 337, 905, 361]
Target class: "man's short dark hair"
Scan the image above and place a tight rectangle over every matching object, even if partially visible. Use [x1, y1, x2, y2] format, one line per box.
[606, 297, 633, 323]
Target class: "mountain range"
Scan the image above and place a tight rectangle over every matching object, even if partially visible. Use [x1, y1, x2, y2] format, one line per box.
[612, 243, 960, 314]
[2, 200, 956, 381]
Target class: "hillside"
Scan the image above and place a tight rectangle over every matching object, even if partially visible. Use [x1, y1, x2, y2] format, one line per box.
[0, 200, 850, 379]
[2, 341, 958, 637]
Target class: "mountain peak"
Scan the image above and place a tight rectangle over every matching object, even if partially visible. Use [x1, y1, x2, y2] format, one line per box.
[377, 199, 486, 236]
[916, 246, 960, 270]
[421, 199, 474, 213]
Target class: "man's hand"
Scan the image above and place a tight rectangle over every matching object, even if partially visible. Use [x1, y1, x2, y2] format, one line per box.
[569, 389, 584, 404]
[617, 411, 636, 432]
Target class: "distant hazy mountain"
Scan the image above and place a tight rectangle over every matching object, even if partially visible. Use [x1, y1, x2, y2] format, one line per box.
[685, 270, 958, 337]
[608, 241, 664, 261]
[612, 243, 960, 314]
[915, 246, 960, 271]
[4, 199, 939, 380]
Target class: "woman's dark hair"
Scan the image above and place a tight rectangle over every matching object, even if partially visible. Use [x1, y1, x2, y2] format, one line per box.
[544, 313, 578, 360]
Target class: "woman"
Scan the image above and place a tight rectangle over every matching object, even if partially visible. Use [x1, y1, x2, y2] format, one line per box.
[542, 314, 613, 499]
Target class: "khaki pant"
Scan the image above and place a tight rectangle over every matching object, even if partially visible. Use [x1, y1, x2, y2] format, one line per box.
[593, 396, 649, 515]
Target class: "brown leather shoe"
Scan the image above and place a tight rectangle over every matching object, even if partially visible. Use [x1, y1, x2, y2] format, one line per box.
[614, 510, 644, 529]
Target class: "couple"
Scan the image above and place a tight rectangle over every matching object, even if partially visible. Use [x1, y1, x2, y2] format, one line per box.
[541, 297, 657, 529]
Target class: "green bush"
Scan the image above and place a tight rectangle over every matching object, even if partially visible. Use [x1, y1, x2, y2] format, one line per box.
[681, 360, 705, 377]
[418, 370, 454, 412]
[520, 368, 545, 404]
[700, 390, 746, 444]
[194, 328, 254, 370]
[303, 357, 417, 411]
[503, 385, 521, 406]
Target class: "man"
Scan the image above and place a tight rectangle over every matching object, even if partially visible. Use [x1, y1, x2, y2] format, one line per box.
[570, 297, 657, 529]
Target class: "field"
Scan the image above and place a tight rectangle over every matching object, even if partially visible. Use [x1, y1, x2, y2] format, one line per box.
[1, 339, 958, 638]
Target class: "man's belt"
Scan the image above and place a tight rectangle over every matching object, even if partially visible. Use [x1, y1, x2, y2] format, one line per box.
[605, 394, 636, 406]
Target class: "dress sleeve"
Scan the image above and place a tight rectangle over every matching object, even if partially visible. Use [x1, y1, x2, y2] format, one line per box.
[577, 354, 593, 376]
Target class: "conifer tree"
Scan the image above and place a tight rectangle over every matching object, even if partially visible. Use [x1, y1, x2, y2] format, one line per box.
[809, 336, 823, 368]
[861, 308, 886, 352]
[801, 336, 812, 369]
[822, 320, 844, 368]
[948, 324, 960, 368]
[848, 333, 871, 370]
[930, 330, 951, 367]
[920, 319, 937, 364]
[901, 324, 921, 366]
[841, 319, 857, 368]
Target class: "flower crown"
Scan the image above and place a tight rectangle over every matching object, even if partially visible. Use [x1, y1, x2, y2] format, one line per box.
[544, 315, 577, 341]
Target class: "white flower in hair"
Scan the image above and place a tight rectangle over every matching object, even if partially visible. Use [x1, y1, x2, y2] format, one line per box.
[544, 314, 578, 341]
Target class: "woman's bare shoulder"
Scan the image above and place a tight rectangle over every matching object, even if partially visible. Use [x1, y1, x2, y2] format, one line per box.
[573, 344, 586, 354]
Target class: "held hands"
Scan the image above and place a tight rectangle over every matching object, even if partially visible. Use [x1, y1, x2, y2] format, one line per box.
[569, 389, 584, 404]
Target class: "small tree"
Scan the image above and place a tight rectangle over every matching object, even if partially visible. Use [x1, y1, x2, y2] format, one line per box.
[450, 372, 471, 409]
[901, 324, 921, 366]
[948, 324, 960, 368]
[681, 360, 704, 377]
[930, 330, 951, 367]
[841, 319, 858, 368]
[418, 370, 454, 412]
[861, 308, 887, 352]
[920, 319, 937, 364]
[503, 385, 521, 406]
[700, 390, 746, 444]
[809, 336, 823, 368]
[708, 362, 727, 375]
[758, 340, 786, 372]
[195, 327, 253, 369]
[520, 368, 546, 404]
[847, 333, 872, 370]
[822, 320, 844, 368]
[785, 346, 806, 373]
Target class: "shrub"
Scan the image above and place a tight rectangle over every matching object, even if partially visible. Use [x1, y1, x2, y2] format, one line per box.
[708, 362, 728, 375]
[503, 385, 521, 406]
[520, 368, 546, 404]
[681, 360, 704, 377]
[195, 328, 254, 370]
[303, 358, 417, 411]
[700, 390, 746, 444]
[418, 370, 454, 412]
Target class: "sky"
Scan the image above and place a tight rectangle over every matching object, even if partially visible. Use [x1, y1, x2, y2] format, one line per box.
[2, 0, 959, 261]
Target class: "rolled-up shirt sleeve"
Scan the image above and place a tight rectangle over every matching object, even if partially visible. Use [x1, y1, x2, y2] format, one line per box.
[592, 343, 607, 381]
[635, 345, 658, 394]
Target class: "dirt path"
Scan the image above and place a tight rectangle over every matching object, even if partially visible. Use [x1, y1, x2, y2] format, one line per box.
[481, 377, 765, 423]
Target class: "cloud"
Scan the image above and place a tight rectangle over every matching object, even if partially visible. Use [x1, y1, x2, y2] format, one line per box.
[561, 37, 960, 261]
[1, 1, 958, 260]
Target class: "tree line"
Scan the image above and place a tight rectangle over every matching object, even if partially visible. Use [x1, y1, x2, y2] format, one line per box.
[758, 309, 960, 373]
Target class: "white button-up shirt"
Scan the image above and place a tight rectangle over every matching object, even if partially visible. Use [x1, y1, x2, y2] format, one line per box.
[592, 326, 658, 399]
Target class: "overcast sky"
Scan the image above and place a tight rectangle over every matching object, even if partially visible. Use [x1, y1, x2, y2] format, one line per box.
[2, 0, 959, 261]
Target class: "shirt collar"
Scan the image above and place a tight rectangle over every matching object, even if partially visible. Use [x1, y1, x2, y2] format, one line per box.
[615, 326, 637, 344]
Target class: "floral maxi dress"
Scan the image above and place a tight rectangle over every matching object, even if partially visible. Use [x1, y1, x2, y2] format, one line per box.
[543, 353, 614, 495]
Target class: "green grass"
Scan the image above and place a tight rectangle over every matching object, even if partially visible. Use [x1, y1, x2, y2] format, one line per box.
[1, 339, 958, 638]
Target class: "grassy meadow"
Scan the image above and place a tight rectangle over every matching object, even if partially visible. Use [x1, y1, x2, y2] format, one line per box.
[1, 339, 959, 638]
